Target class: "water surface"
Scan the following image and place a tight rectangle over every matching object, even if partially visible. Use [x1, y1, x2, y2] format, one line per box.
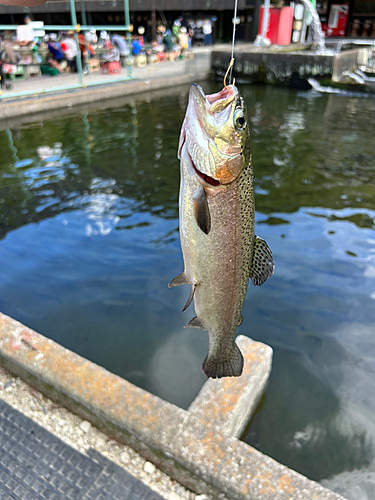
[0, 83, 374, 499]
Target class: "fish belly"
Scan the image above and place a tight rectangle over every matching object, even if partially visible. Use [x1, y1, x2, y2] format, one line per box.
[179, 152, 254, 363]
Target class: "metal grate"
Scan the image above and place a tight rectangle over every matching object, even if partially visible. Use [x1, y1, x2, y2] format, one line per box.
[0, 399, 164, 500]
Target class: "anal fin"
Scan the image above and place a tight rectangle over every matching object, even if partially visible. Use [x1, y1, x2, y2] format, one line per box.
[182, 284, 196, 312]
[184, 316, 205, 330]
[250, 236, 275, 286]
[193, 186, 211, 235]
[168, 272, 190, 288]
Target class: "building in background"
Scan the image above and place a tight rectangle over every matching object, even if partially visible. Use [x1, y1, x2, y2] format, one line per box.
[1, 0, 374, 42]
[0, 0, 262, 43]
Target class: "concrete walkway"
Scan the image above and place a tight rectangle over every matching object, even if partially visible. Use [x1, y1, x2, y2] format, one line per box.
[0, 46, 214, 121]
[0, 398, 165, 500]
[0, 367, 193, 500]
[0, 46, 214, 102]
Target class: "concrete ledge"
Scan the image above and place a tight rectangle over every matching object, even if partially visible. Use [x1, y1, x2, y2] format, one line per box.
[0, 73, 208, 121]
[212, 47, 335, 86]
[0, 312, 346, 500]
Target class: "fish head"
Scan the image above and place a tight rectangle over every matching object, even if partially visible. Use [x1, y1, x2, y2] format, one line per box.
[178, 83, 250, 187]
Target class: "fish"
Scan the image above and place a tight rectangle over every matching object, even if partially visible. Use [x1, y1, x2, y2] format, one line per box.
[169, 83, 274, 379]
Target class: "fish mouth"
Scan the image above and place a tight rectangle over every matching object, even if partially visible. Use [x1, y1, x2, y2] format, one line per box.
[179, 83, 240, 187]
[191, 83, 237, 114]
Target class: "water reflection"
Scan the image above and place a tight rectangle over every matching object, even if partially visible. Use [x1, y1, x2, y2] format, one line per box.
[0, 83, 375, 499]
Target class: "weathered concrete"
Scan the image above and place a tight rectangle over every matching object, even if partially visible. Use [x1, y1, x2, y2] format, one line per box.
[188, 338, 272, 438]
[0, 312, 346, 500]
[332, 49, 360, 82]
[212, 45, 335, 87]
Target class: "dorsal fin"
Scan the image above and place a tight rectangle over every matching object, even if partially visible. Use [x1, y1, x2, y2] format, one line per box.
[249, 236, 274, 286]
[168, 272, 190, 288]
[193, 186, 211, 235]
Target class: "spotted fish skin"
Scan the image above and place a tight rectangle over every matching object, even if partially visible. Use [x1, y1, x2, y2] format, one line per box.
[169, 84, 274, 378]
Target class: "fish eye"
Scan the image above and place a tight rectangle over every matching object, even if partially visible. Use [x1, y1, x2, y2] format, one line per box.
[234, 109, 246, 130]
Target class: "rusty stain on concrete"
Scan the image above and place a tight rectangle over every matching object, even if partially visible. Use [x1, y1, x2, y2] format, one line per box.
[0, 312, 347, 500]
[279, 474, 295, 495]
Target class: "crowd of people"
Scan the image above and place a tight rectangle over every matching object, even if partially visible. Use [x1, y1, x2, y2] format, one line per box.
[0, 14, 215, 87]
[132, 18, 214, 63]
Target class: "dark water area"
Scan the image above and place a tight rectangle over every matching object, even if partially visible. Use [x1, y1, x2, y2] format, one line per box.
[0, 83, 375, 499]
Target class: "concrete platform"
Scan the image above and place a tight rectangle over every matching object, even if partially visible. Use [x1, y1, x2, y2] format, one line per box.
[0, 47, 213, 121]
[212, 44, 336, 87]
[0, 312, 347, 500]
[0, 398, 164, 500]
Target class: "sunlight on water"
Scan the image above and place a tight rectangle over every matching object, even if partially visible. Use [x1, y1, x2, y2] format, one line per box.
[0, 83, 374, 499]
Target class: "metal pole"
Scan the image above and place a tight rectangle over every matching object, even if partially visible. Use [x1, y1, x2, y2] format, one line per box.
[80, 0, 87, 25]
[69, 0, 84, 86]
[151, 0, 156, 41]
[254, 0, 271, 46]
[261, 0, 270, 40]
[124, 0, 133, 78]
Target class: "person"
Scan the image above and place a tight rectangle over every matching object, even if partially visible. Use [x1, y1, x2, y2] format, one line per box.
[0, 37, 17, 89]
[78, 32, 90, 74]
[61, 31, 77, 72]
[172, 20, 181, 37]
[47, 33, 65, 73]
[203, 19, 212, 46]
[187, 20, 195, 49]
[146, 39, 164, 63]
[178, 26, 189, 54]
[131, 36, 142, 56]
[111, 34, 130, 57]
[137, 26, 145, 45]
[98, 30, 111, 49]
[85, 29, 98, 45]
[16, 15, 34, 46]
[158, 25, 178, 59]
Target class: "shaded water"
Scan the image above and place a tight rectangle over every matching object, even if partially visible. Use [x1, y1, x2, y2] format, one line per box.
[0, 83, 375, 499]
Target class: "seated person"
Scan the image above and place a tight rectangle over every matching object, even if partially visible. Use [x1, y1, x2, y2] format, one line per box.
[16, 15, 34, 47]
[111, 34, 130, 58]
[47, 34, 65, 73]
[0, 38, 18, 89]
[61, 31, 77, 72]
[131, 36, 142, 56]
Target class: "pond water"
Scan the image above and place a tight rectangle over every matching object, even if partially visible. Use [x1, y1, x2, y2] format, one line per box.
[0, 83, 375, 499]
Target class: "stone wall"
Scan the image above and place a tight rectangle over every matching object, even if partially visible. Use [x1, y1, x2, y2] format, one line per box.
[212, 48, 336, 87]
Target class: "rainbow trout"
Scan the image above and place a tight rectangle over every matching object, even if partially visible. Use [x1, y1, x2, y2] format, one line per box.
[169, 84, 274, 378]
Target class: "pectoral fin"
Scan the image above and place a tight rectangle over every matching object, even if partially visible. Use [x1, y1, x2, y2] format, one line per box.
[193, 186, 211, 235]
[182, 284, 196, 312]
[250, 236, 274, 286]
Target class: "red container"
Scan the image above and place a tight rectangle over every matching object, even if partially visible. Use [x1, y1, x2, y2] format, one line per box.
[100, 61, 121, 75]
[258, 6, 294, 45]
[327, 5, 349, 37]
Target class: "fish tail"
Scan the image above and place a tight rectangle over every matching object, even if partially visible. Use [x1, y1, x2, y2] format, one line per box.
[202, 342, 244, 379]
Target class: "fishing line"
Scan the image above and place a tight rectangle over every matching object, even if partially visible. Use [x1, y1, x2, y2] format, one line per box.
[225, 0, 239, 88]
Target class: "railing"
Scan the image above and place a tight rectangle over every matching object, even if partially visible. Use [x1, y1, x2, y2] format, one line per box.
[0, 0, 133, 99]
